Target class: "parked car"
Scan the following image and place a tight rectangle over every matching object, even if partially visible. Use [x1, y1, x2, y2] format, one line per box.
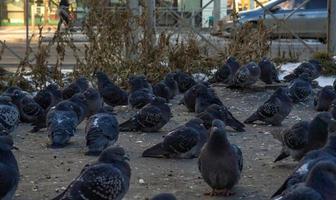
[213, 0, 327, 42]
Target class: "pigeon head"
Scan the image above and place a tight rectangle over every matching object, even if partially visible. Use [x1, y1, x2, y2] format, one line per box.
[10, 89, 26, 102]
[211, 119, 226, 130]
[306, 161, 336, 199]
[75, 77, 89, 90]
[208, 120, 229, 151]
[246, 62, 261, 76]
[0, 136, 14, 151]
[151, 193, 177, 200]
[309, 59, 322, 73]
[50, 131, 72, 148]
[193, 84, 208, 96]
[3, 86, 22, 96]
[312, 112, 332, 128]
[83, 88, 100, 101]
[226, 56, 239, 69]
[98, 146, 129, 163]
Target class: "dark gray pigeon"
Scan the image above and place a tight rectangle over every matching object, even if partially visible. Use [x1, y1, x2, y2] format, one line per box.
[150, 193, 177, 200]
[85, 107, 119, 156]
[83, 88, 103, 117]
[96, 71, 128, 107]
[174, 71, 196, 93]
[258, 58, 280, 84]
[314, 85, 336, 111]
[274, 112, 333, 162]
[47, 100, 79, 148]
[34, 84, 63, 110]
[209, 57, 240, 84]
[272, 119, 336, 197]
[154, 73, 179, 100]
[181, 83, 209, 112]
[288, 73, 313, 103]
[231, 62, 261, 88]
[163, 72, 179, 97]
[283, 60, 321, 82]
[142, 118, 207, 159]
[272, 161, 336, 200]
[53, 146, 131, 200]
[197, 104, 245, 132]
[244, 87, 293, 126]
[62, 77, 89, 99]
[198, 120, 243, 196]
[68, 93, 89, 124]
[2, 86, 22, 97]
[120, 97, 172, 132]
[9, 89, 45, 124]
[0, 136, 19, 200]
[0, 96, 19, 133]
[128, 75, 155, 109]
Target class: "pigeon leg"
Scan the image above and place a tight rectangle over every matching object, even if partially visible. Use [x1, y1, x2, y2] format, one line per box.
[204, 189, 235, 196]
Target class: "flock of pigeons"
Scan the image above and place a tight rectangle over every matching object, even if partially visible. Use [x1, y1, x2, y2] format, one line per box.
[0, 56, 336, 200]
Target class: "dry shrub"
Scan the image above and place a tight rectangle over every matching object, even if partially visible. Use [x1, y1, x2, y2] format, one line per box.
[227, 21, 271, 63]
[313, 51, 336, 75]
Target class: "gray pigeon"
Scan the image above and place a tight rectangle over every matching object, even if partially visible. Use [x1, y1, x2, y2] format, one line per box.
[53, 146, 131, 200]
[174, 71, 196, 93]
[272, 161, 336, 200]
[209, 56, 240, 84]
[314, 85, 336, 111]
[182, 83, 209, 112]
[62, 77, 89, 99]
[231, 62, 261, 88]
[33, 84, 62, 110]
[0, 96, 19, 133]
[272, 119, 336, 197]
[85, 107, 119, 156]
[68, 93, 89, 124]
[150, 193, 177, 200]
[47, 101, 79, 148]
[197, 104, 245, 132]
[245, 87, 293, 126]
[96, 71, 128, 107]
[154, 73, 178, 101]
[288, 73, 313, 103]
[128, 75, 155, 109]
[83, 88, 103, 117]
[120, 97, 172, 132]
[258, 58, 280, 84]
[0, 136, 19, 200]
[274, 112, 332, 162]
[283, 60, 321, 82]
[9, 89, 45, 124]
[142, 118, 207, 159]
[198, 120, 243, 196]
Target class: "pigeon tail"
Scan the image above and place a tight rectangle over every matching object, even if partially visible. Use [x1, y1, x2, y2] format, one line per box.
[142, 143, 168, 158]
[227, 117, 246, 132]
[119, 118, 139, 132]
[274, 150, 290, 163]
[244, 113, 260, 124]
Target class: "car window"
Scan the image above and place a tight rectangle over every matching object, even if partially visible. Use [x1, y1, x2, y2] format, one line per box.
[276, 0, 309, 10]
[305, 0, 327, 9]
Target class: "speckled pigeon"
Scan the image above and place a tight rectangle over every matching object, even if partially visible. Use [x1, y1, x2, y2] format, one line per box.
[0, 96, 19, 133]
[258, 58, 280, 84]
[209, 57, 240, 84]
[174, 71, 196, 93]
[288, 73, 313, 103]
[283, 60, 321, 82]
[231, 62, 261, 88]
[314, 85, 336, 111]
[128, 75, 155, 109]
[34, 84, 62, 110]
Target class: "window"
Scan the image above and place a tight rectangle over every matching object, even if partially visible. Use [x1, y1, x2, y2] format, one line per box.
[277, 0, 295, 10]
[305, 0, 327, 9]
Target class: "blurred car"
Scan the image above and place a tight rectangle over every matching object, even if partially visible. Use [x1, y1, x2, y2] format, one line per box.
[213, 0, 327, 42]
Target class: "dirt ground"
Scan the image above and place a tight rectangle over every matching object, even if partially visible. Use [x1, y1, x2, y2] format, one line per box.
[11, 84, 318, 200]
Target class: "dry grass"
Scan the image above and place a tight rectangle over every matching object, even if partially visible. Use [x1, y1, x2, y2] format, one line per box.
[313, 51, 336, 75]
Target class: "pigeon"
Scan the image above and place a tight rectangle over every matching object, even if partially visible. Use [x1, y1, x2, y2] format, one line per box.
[150, 193, 177, 200]
[2, 86, 22, 97]
[244, 87, 293, 126]
[62, 77, 89, 99]
[33, 84, 63, 110]
[209, 57, 240, 84]
[47, 100, 79, 148]
[283, 61, 321, 82]
[314, 86, 336, 111]
[258, 58, 280, 84]
[68, 93, 89, 124]
[231, 62, 261, 88]
[142, 118, 207, 158]
[153, 73, 178, 101]
[272, 161, 336, 200]
[85, 107, 119, 156]
[52, 146, 131, 200]
[9, 89, 45, 124]
[96, 71, 128, 107]
[174, 71, 196, 93]
[181, 83, 209, 112]
[272, 119, 336, 197]
[197, 104, 245, 132]
[0, 136, 19, 200]
[163, 72, 179, 98]
[83, 88, 103, 117]
[119, 97, 172, 132]
[128, 75, 155, 109]
[198, 120, 243, 196]
[288, 73, 313, 103]
[0, 96, 19, 133]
